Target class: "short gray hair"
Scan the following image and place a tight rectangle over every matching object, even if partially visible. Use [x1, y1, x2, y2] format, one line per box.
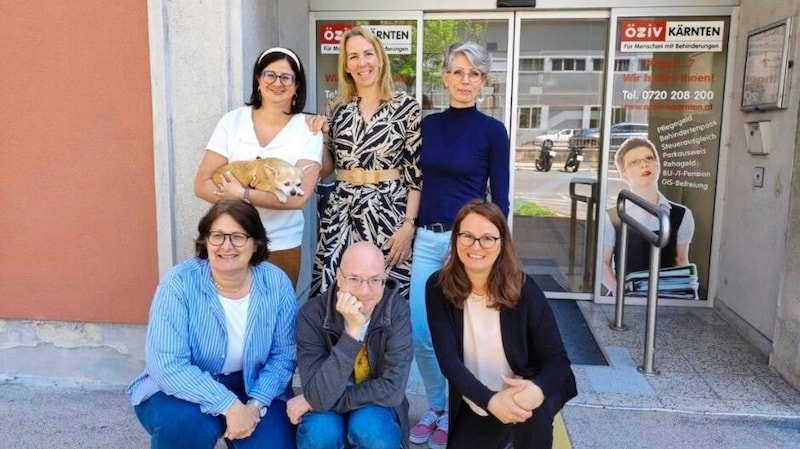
[442, 42, 490, 75]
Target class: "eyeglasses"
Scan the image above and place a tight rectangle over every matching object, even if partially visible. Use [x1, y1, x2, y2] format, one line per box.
[207, 231, 251, 248]
[627, 155, 657, 169]
[261, 70, 295, 86]
[457, 232, 501, 249]
[339, 271, 387, 290]
[447, 68, 483, 82]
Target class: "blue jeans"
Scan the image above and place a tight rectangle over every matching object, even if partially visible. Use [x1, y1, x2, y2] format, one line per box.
[409, 228, 450, 411]
[133, 373, 295, 449]
[296, 405, 400, 449]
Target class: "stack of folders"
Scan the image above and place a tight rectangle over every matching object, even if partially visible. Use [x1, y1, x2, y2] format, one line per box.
[624, 263, 699, 300]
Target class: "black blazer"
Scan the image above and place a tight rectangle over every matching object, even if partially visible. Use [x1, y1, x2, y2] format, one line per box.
[426, 272, 577, 419]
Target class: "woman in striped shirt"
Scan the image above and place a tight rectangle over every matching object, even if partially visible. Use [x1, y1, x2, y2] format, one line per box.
[127, 200, 297, 449]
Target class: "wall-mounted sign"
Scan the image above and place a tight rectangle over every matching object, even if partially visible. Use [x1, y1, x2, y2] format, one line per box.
[741, 17, 792, 111]
[619, 20, 724, 53]
[320, 24, 412, 55]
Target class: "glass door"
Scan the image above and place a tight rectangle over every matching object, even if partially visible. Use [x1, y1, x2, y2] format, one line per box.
[511, 15, 609, 298]
[420, 13, 514, 127]
[310, 11, 609, 299]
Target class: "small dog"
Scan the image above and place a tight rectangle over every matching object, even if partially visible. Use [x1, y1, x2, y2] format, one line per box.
[212, 157, 312, 203]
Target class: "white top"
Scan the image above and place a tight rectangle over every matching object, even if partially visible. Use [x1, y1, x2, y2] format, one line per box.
[206, 107, 323, 250]
[462, 293, 515, 416]
[219, 292, 251, 374]
[604, 191, 695, 248]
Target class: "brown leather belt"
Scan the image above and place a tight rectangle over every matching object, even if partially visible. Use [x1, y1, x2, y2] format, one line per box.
[336, 168, 401, 186]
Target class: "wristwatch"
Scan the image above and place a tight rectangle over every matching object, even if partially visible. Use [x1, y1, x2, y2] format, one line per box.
[247, 398, 268, 417]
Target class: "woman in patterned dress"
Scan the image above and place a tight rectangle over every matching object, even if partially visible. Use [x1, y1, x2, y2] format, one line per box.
[309, 26, 422, 298]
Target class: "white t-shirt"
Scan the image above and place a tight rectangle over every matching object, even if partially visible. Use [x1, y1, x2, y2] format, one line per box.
[219, 293, 251, 374]
[604, 191, 695, 249]
[206, 107, 323, 250]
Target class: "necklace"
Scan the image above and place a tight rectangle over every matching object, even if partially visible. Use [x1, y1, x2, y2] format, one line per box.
[212, 273, 250, 295]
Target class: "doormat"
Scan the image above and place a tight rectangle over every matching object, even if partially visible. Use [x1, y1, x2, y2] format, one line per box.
[547, 299, 608, 366]
[531, 273, 568, 292]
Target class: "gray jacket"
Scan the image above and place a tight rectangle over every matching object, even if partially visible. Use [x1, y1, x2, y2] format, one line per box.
[295, 280, 412, 448]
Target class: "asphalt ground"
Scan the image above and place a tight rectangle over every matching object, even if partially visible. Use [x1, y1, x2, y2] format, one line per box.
[2, 377, 798, 449]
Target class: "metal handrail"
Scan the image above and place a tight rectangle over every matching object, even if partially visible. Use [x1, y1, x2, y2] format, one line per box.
[610, 189, 670, 375]
[568, 178, 598, 291]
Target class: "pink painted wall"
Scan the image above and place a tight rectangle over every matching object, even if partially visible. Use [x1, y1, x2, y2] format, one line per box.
[0, 1, 157, 323]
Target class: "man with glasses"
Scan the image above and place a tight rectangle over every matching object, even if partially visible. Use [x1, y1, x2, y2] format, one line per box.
[287, 241, 413, 449]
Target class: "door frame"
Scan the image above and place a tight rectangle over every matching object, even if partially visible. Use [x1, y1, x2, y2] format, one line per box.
[513, 10, 610, 300]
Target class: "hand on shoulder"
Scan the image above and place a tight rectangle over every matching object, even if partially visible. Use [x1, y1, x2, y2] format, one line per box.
[305, 114, 329, 135]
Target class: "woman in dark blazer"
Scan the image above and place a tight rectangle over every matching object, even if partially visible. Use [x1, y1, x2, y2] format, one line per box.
[426, 199, 577, 449]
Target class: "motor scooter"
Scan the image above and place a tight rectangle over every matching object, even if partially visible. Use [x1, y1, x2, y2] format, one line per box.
[535, 139, 556, 172]
[564, 144, 584, 172]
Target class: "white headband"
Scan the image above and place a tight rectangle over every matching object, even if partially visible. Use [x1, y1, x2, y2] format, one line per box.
[257, 47, 301, 68]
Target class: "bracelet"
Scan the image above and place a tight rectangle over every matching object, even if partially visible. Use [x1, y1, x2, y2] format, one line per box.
[403, 217, 417, 226]
[242, 188, 251, 203]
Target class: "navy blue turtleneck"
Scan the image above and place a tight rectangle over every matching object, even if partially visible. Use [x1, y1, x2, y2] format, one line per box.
[417, 105, 510, 226]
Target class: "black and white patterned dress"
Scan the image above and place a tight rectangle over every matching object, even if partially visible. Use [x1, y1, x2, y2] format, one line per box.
[311, 91, 422, 298]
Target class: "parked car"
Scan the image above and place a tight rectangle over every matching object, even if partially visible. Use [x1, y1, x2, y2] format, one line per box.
[568, 127, 599, 148]
[610, 122, 648, 146]
[533, 128, 581, 146]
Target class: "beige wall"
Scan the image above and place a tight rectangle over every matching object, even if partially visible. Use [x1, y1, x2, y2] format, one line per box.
[715, 0, 799, 386]
[0, 1, 157, 324]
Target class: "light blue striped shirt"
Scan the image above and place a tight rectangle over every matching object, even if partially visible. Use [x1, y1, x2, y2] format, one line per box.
[126, 258, 297, 415]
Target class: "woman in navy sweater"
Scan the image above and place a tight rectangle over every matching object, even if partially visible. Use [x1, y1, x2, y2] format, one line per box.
[408, 42, 510, 449]
[426, 199, 576, 449]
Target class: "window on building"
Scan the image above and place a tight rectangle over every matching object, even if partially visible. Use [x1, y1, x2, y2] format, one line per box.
[611, 107, 628, 125]
[519, 57, 544, 71]
[552, 58, 586, 72]
[518, 107, 542, 129]
[589, 107, 601, 128]
[614, 58, 631, 72]
[592, 58, 604, 71]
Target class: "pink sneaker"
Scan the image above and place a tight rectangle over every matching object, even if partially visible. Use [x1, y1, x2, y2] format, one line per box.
[409, 408, 442, 444]
[428, 412, 448, 449]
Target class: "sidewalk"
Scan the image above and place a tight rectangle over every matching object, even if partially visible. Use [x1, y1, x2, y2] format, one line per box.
[2, 302, 798, 448]
[560, 302, 800, 448]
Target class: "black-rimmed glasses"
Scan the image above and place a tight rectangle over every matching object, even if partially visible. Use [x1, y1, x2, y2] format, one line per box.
[207, 231, 251, 248]
[261, 70, 295, 86]
[457, 232, 501, 249]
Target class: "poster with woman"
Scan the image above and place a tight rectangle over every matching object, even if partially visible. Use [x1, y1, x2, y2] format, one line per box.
[602, 16, 731, 301]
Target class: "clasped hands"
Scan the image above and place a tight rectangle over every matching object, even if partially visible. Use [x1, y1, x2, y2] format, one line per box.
[223, 399, 261, 440]
[486, 375, 545, 425]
